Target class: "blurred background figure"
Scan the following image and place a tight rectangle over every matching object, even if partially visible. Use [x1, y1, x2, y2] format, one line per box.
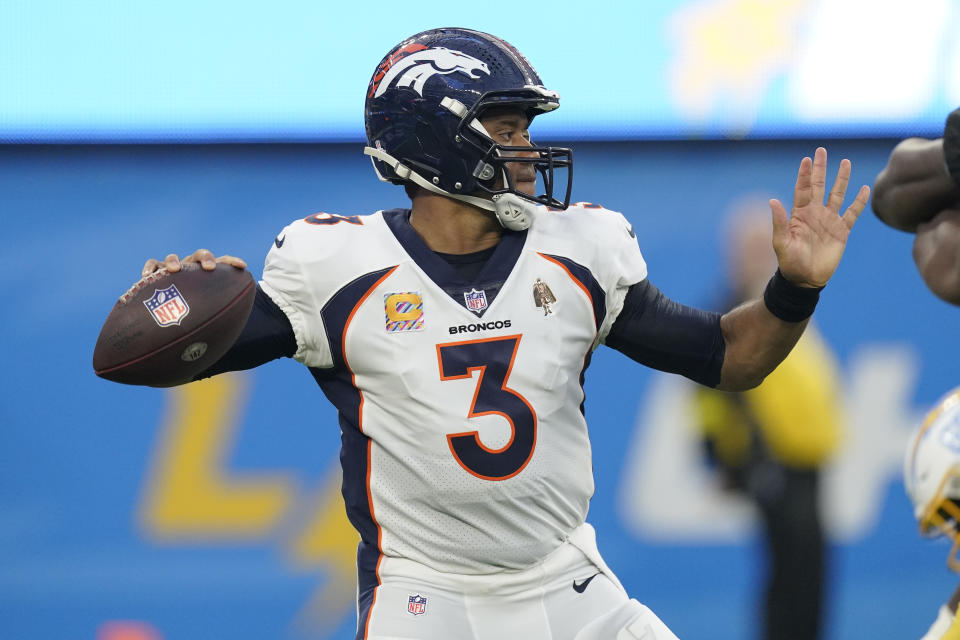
[692, 198, 844, 640]
[905, 388, 960, 640]
[872, 108, 960, 306]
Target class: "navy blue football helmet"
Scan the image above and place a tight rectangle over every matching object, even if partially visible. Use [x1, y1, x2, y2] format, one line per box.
[364, 28, 573, 230]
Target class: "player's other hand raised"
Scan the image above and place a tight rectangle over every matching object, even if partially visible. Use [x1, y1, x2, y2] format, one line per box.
[770, 147, 870, 288]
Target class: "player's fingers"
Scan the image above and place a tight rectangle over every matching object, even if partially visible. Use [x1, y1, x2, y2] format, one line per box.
[811, 147, 827, 206]
[164, 253, 183, 273]
[793, 156, 813, 210]
[827, 158, 851, 214]
[184, 248, 217, 271]
[141, 258, 163, 277]
[215, 255, 248, 270]
[841, 185, 871, 230]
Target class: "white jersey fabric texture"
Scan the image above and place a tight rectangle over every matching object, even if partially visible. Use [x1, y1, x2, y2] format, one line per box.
[260, 205, 647, 577]
[365, 522, 679, 640]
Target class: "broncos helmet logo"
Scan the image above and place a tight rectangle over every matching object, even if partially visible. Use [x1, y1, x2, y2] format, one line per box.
[372, 46, 490, 99]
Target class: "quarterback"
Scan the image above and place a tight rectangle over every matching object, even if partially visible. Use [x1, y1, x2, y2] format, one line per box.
[137, 28, 869, 640]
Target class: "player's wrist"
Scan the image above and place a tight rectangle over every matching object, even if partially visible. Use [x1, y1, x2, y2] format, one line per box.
[763, 269, 822, 322]
[942, 108, 960, 188]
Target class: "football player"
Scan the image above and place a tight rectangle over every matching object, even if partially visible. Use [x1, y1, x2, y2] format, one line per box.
[137, 28, 869, 640]
[872, 109, 960, 305]
[905, 388, 960, 639]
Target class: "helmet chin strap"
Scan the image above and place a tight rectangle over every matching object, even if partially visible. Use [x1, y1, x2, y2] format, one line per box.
[363, 146, 538, 231]
[490, 193, 535, 231]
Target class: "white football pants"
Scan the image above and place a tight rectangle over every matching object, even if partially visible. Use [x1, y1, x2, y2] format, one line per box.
[361, 523, 679, 640]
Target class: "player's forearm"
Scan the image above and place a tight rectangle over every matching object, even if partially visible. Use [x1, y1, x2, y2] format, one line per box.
[716, 298, 808, 391]
[872, 138, 960, 232]
[914, 209, 960, 305]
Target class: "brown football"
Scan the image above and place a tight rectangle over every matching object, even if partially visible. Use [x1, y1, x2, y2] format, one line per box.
[93, 263, 256, 387]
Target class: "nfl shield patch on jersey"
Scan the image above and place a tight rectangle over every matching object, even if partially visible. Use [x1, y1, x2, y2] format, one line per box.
[463, 288, 488, 314]
[407, 594, 427, 615]
[143, 284, 190, 327]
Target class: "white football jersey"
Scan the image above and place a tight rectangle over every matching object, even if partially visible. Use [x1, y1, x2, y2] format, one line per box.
[260, 205, 647, 574]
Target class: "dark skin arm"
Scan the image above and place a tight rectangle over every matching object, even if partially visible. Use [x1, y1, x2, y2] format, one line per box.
[871, 130, 960, 305]
[914, 209, 960, 305]
[717, 303, 808, 390]
[872, 138, 960, 232]
[716, 148, 869, 391]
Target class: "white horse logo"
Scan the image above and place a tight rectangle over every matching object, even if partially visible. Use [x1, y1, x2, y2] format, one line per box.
[374, 47, 490, 98]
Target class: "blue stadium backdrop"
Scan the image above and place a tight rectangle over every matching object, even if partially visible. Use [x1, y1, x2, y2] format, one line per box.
[4, 0, 960, 637]
[3, 0, 960, 142]
[1, 139, 957, 639]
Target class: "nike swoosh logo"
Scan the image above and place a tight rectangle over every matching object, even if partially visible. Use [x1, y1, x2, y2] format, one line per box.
[274, 235, 286, 248]
[572, 573, 600, 593]
[626, 225, 636, 238]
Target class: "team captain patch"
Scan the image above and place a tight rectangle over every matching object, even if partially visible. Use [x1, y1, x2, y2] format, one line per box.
[385, 292, 425, 332]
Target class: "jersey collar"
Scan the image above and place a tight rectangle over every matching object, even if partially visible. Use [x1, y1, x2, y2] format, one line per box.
[381, 208, 527, 316]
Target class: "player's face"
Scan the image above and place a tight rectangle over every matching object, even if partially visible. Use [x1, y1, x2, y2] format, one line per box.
[480, 107, 537, 197]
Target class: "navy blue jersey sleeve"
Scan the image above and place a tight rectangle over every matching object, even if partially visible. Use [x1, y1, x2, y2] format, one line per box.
[194, 284, 297, 380]
[605, 280, 725, 388]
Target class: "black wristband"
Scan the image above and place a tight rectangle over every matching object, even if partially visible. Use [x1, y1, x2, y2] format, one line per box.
[943, 108, 960, 189]
[763, 269, 822, 322]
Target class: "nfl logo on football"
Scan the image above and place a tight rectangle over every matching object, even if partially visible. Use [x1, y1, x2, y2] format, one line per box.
[143, 284, 190, 327]
[463, 288, 487, 314]
[408, 594, 427, 616]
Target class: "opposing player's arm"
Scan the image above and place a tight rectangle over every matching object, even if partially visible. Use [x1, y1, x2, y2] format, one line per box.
[872, 137, 960, 232]
[913, 209, 960, 305]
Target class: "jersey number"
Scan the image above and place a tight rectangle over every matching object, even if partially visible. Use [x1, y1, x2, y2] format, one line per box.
[436, 335, 537, 481]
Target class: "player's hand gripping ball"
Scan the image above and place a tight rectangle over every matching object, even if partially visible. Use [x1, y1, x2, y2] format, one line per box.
[92, 263, 255, 387]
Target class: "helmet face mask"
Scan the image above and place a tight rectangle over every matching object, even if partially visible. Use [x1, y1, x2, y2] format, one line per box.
[917, 469, 960, 567]
[905, 388, 960, 571]
[453, 89, 573, 210]
[363, 28, 573, 227]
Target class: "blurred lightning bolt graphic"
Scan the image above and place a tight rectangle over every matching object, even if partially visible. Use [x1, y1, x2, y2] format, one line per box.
[286, 468, 359, 637]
